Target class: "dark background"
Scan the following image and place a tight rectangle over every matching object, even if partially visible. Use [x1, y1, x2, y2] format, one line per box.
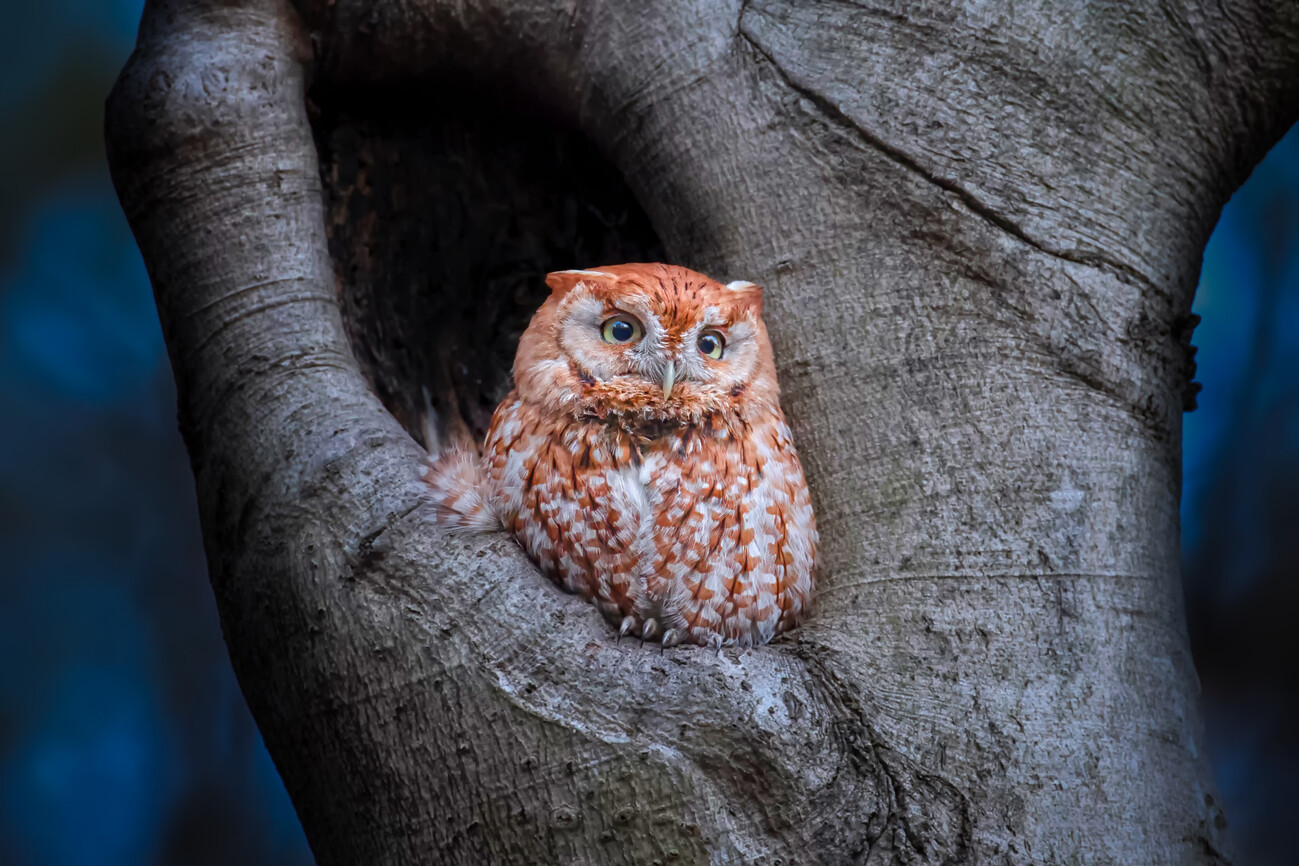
[0, 5, 1294, 865]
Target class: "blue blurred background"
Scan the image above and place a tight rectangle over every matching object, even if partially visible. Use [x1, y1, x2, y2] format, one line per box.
[0, 5, 1293, 865]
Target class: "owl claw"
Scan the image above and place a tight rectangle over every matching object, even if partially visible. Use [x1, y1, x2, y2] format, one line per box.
[479, 265, 817, 659]
[617, 616, 636, 644]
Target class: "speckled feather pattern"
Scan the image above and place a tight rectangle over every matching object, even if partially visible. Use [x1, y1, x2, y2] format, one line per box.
[427, 264, 817, 647]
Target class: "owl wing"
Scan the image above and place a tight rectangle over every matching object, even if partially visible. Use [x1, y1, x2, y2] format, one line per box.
[482, 396, 649, 627]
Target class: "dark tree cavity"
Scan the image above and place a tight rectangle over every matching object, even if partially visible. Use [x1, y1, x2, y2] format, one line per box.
[106, 0, 1298, 863]
[312, 88, 663, 441]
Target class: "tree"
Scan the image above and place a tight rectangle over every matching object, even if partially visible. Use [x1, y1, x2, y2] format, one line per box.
[105, 0, 1298, 862]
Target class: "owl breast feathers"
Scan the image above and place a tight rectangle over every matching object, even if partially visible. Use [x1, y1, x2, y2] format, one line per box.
[427, 263, 817, 648]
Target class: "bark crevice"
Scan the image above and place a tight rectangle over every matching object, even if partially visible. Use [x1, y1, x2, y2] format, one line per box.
[735, 11, 1170, 303]
[105, 0, 1299, 861]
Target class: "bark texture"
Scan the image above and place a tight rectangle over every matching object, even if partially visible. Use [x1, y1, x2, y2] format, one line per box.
[106, 0, 1299, 863]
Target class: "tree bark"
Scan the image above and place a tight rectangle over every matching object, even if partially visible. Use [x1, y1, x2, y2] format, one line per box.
[105, 0, 1298, 863]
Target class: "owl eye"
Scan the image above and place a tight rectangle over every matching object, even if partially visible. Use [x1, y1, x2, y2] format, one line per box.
[697, 330, 725, 360]
[600, 314, 644, 344]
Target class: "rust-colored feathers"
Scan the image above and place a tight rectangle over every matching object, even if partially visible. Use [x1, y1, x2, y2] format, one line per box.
[426, 263, 817, 648]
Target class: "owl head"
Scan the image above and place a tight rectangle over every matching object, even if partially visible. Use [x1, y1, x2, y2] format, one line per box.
[512, 263, 782, 423]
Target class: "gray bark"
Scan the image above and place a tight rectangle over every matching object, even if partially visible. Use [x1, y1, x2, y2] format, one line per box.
[105, 0, 1298, 863]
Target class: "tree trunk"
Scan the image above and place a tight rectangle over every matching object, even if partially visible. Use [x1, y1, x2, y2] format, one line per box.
[105, 0, 1298, 862]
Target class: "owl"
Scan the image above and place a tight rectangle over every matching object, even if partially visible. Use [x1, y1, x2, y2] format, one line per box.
[426, 263, 817, 648]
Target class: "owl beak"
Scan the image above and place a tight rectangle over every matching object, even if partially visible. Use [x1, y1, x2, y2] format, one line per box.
[661, 360, 676, 400]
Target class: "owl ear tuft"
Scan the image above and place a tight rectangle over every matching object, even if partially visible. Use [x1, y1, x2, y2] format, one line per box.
[545, 269, 617, 296]
[725, 280, 765, 314]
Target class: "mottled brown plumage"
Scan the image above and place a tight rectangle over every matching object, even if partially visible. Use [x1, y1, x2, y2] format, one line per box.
[427, 264, 816, 647]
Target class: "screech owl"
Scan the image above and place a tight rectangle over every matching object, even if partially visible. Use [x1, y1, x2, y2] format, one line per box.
[426, 263, 817, 648]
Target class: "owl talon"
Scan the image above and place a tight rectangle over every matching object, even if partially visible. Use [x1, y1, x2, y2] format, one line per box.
[481, 265, 817, 654]
[617, 616, 636, 644]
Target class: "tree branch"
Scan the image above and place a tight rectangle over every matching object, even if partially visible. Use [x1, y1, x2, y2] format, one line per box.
[106, 0, 1295, 860]
[106, 2, 900, 863]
